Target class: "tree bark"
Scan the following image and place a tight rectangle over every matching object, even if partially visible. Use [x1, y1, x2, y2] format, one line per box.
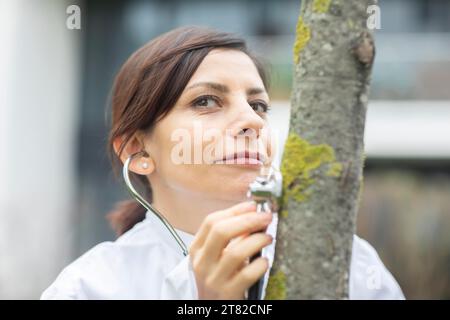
[265, 0, 376, 299]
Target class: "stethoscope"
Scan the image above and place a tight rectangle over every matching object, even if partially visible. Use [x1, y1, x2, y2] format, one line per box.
[123, 150, 283, 299]
[123, 150, 189, 256]
[245, 163, 283, 300]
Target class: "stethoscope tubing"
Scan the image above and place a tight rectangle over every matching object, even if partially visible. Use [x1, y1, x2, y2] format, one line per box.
[123, 150, 189, 256]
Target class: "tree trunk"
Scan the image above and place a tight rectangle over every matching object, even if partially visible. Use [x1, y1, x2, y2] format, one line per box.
[265, 0, 376, 299]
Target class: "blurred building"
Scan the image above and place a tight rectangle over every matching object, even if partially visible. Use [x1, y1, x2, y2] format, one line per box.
[0, 0, 449, 299]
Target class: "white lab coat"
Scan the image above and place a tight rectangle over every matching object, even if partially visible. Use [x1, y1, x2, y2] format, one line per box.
[41, 209, 405, 300]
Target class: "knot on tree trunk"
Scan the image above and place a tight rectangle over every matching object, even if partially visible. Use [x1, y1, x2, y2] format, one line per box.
[351, 31, 375, 67]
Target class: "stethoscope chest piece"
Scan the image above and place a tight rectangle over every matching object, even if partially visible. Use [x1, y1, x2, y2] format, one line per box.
[246, 164, 283, 300]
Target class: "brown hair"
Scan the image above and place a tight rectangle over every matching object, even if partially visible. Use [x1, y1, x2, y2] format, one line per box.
[105, 25, 270, 237]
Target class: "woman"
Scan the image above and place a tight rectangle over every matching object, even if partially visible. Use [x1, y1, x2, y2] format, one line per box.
[41, 26, 404, 300]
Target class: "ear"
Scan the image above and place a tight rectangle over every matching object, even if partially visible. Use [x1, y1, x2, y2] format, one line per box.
[112, 133, 155, 175]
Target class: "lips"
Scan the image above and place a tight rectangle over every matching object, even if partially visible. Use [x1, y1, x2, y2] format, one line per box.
[214, 151, 266, 165]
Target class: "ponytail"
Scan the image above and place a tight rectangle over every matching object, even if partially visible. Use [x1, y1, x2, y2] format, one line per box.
[106, 199, 147, 237]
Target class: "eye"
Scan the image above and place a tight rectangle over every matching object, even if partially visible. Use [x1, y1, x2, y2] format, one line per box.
[191, 95, 221, 109]
[250, 100, 271, 113]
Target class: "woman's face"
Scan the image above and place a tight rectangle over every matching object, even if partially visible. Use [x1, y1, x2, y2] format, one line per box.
[143, 48, 275, 202]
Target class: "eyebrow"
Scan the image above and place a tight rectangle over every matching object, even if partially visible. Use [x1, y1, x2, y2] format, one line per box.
[186, 81, 267, 96]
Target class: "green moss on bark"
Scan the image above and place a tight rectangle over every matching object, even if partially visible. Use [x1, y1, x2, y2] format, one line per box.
[313, 0, 332, 13]
[280, 133, 342, 217]
[264, 270, 286, 300]
[293, 17, 311, 64]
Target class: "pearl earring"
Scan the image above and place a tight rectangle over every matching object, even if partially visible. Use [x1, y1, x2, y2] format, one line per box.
[142, 162, 149, 169]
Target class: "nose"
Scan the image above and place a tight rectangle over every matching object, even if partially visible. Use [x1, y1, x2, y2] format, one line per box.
[229, 103, 266, 139]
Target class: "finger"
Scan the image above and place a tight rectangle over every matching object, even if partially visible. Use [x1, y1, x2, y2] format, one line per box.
[224, 236, 249, 274]
[214, 232, 273, 281]
[190, 201, 256, 251]
[225, 234, 247, 251]
[202, 211, 272, 264]
[229, 257, 269, 294]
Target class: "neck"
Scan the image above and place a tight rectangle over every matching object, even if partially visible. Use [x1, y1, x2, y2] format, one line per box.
[149, 178, 239, 235]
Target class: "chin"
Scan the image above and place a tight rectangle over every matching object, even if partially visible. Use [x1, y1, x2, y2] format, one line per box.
[224, 177, 257, 201]
[208, 166, 260, 199]
[218, 190, 250, 203]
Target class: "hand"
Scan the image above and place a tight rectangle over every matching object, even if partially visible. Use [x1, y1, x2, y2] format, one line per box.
[189, 201, 273, 299]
